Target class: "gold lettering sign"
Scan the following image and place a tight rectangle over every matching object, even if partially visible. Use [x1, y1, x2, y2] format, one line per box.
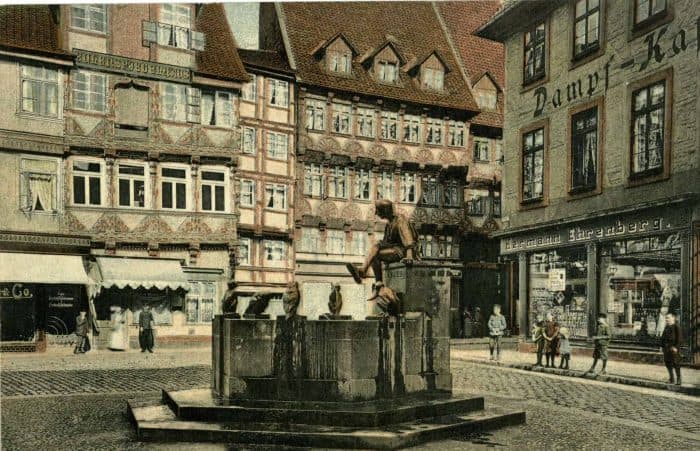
[73, 49, 191, 83]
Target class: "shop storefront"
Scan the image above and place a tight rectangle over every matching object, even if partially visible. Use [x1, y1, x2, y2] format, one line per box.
[500, 206, 693, 359]
[90, 256, 222, 348]
[0, 252, 94, 352]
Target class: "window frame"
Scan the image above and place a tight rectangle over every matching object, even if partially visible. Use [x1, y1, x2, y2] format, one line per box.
[331, 102, 352, 135]
[200, 167, 228, 213]
[160, 164, 190, 211]
[633, 0, 668, 30]
[443, 179, 463, 208]
[473, 137, 491, 162]
[158, 3, 192, 50]
[572, 0, 602, 61]
[305, 98, 326, 132]
[304, 163, 324, 197]
[425, 119, 444, 146]
[160, 82, 189, 122]
[519, 119, 549, 208]
[328, 166, 348, 199]
[268, 79, 289, 108]
[237, 237, 252, 266]
[71, 70, 107, 114]
[522, 22, 547, 86]
[420, 174, 440, 207]
[185, 281, 216, 324]
[200, 89, 235, 128]
[354, 168, 373, 201]
[329, 49, 352, 75]
[71, 158, 105, 207]
[241, 74, 257, 102]
[266, 131, 289, 160]
[20, 65, 60, 118]
[19, 156, 61, 214]
[567, 97, 604, 197]
[421, 67, 444, 91]
[356, 107, 375, 138]
[263, 240, 287, 265]
[264, 183, 287, 211]
[627, 69, 672, 185]
[381, 111, 398, 141]
[400, 172, 417, 204]
[376, 171, 395, 201]
[300, 228, 321, 253]
[70, 4, 107, 34]
[117, 161, 149, 209]
[377, 60, 399, 84]
[326, 229, 346, 255]
[447, 121, 465, 147]
[403, 114, 422, 144]
[239, 179, 256, 208]
[242, 127, 257, 155]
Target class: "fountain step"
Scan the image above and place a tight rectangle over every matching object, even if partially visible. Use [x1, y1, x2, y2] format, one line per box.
[128, 397, 525, 449]
[161, 388, 486, 427]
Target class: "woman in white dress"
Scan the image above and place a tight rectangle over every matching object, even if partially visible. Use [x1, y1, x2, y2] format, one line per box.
[108, 306, 128, 351]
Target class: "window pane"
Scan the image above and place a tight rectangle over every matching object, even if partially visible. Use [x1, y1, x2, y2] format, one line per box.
[89, 177, 101, 205]
[176, 183, 186, 209]
[73, 176, 86, 204]
[162, 181, 172, 208]
[118, 179, 129, 206]
[202, 185, 212, 210]
[202, 171, 225, 181]
[215, 186, 225, 211]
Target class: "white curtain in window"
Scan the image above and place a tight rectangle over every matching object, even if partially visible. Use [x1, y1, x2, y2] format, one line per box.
[29, 174, 54, 211]
[201, 92, 215, 125]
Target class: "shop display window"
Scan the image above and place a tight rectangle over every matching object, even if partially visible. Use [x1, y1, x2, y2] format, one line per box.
[600, 232, 681, 344]
[528, 248, 588, 338]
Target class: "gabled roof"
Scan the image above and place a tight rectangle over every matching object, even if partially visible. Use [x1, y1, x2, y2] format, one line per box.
[279, 2, 479, 113]
[0, 5, 71, 58]
[238, 49, 294, 76]
[195, 3, 250, 82]
[438, 1, 505, 129]
[311, 32, 359, 57]
[359, 40, 405, 66]
[474, 71, 503, 92]
[406, 49, 452, 74]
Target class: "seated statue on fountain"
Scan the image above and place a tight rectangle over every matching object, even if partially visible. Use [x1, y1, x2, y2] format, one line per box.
[346, 199, 419, 316]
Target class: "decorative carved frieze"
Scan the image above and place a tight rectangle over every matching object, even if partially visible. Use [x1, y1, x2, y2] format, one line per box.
[65, 117, 86, 136]
[439, 150, 457, 165]
[341, 203, 362, 222]
[411, 207, 430, 225]
[61, 211, 87, 232]
[318, 136, 341, 153]
[298, 199, 313, 217]
[482, 217, 499, 233]
[368, 144, 387, 160]
[299, 134, 315, 152]
[150, 122, 173, 144]
[178, 217, 213, 235]
[91, 213, 130, 234]
[344, 140, 363, 157]
[416, 148, 432, 164]
[317, 200, 339, 219]
[392, 146, 412, 163]
[88, 118, 113, 139]
[133, 215, 173, 235]
[216, 219, 237, 237]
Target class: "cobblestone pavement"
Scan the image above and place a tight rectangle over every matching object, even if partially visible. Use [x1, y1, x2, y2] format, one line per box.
[452, 362, 700, 435]
[1, 351, 698, 450]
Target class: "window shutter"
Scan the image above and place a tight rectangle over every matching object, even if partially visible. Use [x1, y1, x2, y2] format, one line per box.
[186, 87, 200, 123]
[191, 31, 206, 51]
[142, 21, 157, 46]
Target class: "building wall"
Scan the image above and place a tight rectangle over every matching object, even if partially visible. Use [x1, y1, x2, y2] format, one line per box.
[501, 0, 699, 230]
[0, 3, 243, 346]
[235, 71, 296, 299]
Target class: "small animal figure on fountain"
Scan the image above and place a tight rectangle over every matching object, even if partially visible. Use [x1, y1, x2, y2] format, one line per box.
[244, 291, 274, 316]
[328, 284, 343, 316]
[282, 281, 301, 320]
[368, 282, 401, 317]
[346, 199, 419, 285]
[221, 281, 238, 316]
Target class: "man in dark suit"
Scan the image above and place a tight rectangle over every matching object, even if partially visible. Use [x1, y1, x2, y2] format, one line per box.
[661, 312, 682, 385]
[138, 305, 155, 353]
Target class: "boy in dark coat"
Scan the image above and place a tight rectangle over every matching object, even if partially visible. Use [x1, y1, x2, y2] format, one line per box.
[542, 312, 560, 368]
[585, 313, 611, 375]
[74, 310, 89, 354]
[138, 305, 155, 353]
[660, 312, 682, 385]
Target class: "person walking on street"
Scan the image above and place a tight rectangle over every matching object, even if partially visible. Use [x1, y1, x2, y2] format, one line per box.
[559, 327, 571, 369]
[532, 316, 544, 366]
[108, 306, 127, 351]
[74, 310, 89, 354]
[660, 312, 682, 385]
[542, 312, 560, 368]
[488, 304, 507, 361]
[585, 313, 611, 375]
[138, 305, 155, 353]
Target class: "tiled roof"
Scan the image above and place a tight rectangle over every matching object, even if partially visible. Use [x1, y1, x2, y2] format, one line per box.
[195, 3, 249, 82]
[438, 1, 504, 129]
[237, 49, 294, 76]
[280, 2, 479, 113]
[0, 5, 70, 57]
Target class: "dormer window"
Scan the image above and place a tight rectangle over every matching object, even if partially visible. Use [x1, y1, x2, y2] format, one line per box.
[377, 61, 398, 83]
[422, 67, 444, 91]
[329, 50, 351, 74]
[473, 74, 499, 111]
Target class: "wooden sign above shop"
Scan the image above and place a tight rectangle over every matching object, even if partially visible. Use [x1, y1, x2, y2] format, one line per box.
[74, 49, 191, 83]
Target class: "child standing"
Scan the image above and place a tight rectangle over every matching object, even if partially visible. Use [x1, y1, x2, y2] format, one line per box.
[531, 316, 544, 366]
[585, 313, 611, 375]
[559, 327, 571, 369]
[487, 304, 507, 361]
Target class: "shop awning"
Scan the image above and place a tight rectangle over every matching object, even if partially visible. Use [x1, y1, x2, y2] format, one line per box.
[92, 257, 190, 291]
[0, 252, 93, 285]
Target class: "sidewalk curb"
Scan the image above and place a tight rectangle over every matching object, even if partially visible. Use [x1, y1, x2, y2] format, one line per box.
[455, 357, 700, 397]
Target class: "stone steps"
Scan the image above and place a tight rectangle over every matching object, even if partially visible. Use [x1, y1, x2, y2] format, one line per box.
[128, 389, 525, 449]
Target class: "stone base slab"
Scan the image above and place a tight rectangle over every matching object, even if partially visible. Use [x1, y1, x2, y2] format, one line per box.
[128, 390, 525, 449]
